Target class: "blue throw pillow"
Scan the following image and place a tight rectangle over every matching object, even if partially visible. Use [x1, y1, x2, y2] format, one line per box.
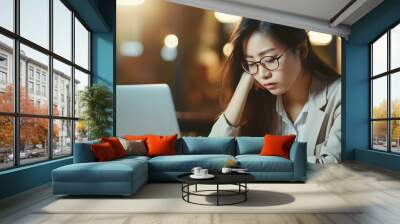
[236, 137, 264, 155]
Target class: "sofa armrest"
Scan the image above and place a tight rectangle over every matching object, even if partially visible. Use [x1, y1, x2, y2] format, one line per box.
[73, 140, 100, 163]
[289, 142, 307, 181]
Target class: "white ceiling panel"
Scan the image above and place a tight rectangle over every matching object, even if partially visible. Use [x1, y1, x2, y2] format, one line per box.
[226, 0, 352, 21]
[167, 0, 384, 38]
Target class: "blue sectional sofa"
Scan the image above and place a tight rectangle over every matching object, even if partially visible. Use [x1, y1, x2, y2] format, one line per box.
[52, 137, 306, 196]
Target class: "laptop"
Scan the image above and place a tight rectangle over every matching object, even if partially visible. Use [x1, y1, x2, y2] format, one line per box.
[116, 84, 181, 137]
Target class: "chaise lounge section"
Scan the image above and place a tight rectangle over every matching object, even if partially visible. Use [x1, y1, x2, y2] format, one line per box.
[52, 137, 306, 196]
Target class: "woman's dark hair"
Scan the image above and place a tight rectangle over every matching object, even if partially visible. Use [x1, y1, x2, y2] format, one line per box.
[219, 18, 339, 136]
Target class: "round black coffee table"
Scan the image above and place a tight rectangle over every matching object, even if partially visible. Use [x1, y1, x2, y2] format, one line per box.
[177, 173, 255, 206]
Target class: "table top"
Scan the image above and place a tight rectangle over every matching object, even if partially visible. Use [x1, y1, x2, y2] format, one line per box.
[177, 172, 255, 185]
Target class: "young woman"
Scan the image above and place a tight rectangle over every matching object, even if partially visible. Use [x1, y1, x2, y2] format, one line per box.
[209, 18, 341, 164]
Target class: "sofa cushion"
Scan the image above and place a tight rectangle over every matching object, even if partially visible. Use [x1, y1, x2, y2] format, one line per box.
[179, 137, 235, 155]
[148, 154, 235, 172]
[101, 137, 127, 158]
[236, 155, 293, 172]
[235, 137, 263, 155]
[260, 134, 296, 159]
[91, 142, 118, 161]
[118, 138, 147, 156]
[147, 134, 177, 157]
[52, 158, 147, 183]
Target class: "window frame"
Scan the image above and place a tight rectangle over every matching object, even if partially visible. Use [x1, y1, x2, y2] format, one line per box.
[0, 0, 92, 171]
[370, 20, 400, 154]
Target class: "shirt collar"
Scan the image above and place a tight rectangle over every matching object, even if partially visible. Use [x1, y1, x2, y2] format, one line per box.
[275, 95, 310, 124]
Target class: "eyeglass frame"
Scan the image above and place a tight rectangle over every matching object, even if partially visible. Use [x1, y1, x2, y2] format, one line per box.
[241, 49, 288, 75]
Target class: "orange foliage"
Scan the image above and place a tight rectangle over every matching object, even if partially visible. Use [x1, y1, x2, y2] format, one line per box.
[0, 84, 60, 150]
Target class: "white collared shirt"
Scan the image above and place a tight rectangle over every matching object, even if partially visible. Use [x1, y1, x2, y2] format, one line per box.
[275, 95, 309, 142]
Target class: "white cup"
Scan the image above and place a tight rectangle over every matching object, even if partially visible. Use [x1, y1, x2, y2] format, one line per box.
[200, 169, 208, 176]
[221, 167, 232, 174]
[191, 167, 202, 176]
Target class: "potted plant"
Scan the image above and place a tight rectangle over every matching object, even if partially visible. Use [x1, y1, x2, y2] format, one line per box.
[79, 84, 113, 140]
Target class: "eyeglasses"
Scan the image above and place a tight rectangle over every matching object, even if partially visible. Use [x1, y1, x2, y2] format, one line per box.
[241, 49, 288, 75]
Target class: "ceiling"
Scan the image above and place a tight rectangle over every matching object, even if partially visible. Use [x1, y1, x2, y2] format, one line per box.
[167, 0, 384, 38]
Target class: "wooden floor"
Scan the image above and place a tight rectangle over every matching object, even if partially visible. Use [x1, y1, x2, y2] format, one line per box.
[1, 162, 400, 224]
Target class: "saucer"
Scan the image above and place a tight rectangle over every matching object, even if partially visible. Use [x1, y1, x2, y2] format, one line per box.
[190, 174, 215, 179]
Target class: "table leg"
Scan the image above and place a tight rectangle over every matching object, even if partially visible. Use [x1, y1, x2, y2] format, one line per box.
[195, 184, 197, 192]
[217, 184, 219, 206]
[245, 183, 247, 201]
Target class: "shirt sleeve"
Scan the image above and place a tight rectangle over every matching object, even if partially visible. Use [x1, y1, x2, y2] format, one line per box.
[208, 114, 239, 137]
[316, 104, 341, 164]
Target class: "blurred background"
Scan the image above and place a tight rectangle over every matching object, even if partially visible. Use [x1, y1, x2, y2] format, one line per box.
[116, 0, 341, 136]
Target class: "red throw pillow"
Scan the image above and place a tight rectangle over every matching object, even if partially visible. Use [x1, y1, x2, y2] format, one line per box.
[101, 137, 127, 158]
[259, 134, 296, 159]
[91, 142, 117, 161]
[146, 134, 177, 157]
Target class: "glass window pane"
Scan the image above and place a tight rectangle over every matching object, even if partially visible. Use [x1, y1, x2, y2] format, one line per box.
[391, 120, 400, 153]
[0, 116, 14, 170]
[0, 0, 14, 32]
[20, 0, 49, 49]
[372, 33, 387, 76]
[20, 44, 49, 115]
[391, 72, 400, 118]
[74, 69, 89, 118]
[53, 59, 72, 117]
[372, 121, 388, 151]
[74, 18, 89, 70]
[391, 24, 400, 70]
[53, 0, 72, 60]
[20, 117, 49, 165]
[75, 120, 88, 143]
[53, 119, 72, 158]
[0, 34, 14, 112]
[372, 77, 387, 119]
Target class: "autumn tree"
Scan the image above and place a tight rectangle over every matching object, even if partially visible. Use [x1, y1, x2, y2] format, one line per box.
[372, 99, 400, 143]
[0, 84, 59, 152]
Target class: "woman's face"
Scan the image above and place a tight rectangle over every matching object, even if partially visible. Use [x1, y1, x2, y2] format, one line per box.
[243, 31, 303, 95]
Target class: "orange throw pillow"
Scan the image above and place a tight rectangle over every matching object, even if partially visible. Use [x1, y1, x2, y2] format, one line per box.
[101, 137, 127, 158]
[259, 134, 296, 159]
[124, 135, 148, 141]
[146, 134, 177, 157]
[91, 142, 117, 161]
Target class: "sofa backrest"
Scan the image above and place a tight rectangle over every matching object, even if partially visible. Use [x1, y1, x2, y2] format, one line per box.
[235, 137, 264, 155]
[73, 139, 100, 163]
[178, 137, 235, 155]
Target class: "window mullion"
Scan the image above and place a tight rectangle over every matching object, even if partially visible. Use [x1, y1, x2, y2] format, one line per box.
[13, 0, 20, 167]
[49, 0, 54, 160]
[388, 30, 391, 152]
[71, 11, 76, 154]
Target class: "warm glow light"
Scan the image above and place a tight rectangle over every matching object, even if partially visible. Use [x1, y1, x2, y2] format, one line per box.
[161, 46, 177, 61]
[118, 0, 144, 6]
[223, 43, 233, 56]
[214, 12, 241, 23]
[308, 31, 333, 46]
[164, 34, 179, 48]
[120, 41, 143, 57]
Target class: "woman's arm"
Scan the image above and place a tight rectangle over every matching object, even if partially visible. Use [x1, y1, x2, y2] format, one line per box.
[209, 73, 254, 137]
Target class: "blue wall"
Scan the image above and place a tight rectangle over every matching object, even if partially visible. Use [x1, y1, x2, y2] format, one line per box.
[344, 0, 400, 170]
[0, 0, 115, 200]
